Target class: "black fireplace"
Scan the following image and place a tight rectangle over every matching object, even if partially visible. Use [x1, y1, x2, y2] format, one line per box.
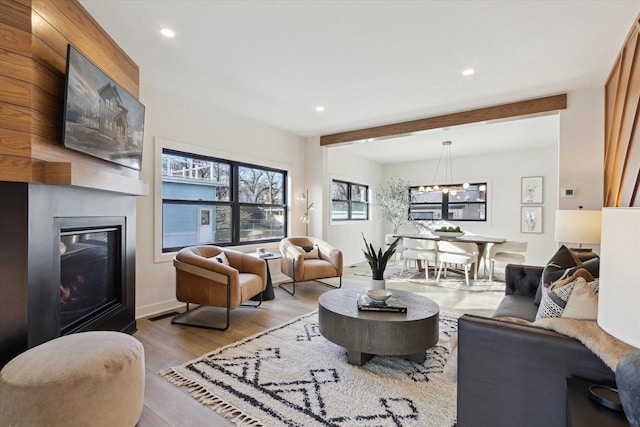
[57, 218, 126, 335]
[0, 183, 137, 367]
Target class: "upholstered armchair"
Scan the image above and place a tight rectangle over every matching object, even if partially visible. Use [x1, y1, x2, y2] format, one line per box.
[172, 245, 267, 331]
[279, 237, 343, 296]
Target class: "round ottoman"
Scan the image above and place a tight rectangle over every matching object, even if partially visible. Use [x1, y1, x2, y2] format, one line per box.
[0, 331, 145, 427]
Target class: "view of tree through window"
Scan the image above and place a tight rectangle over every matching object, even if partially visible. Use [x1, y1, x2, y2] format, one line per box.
[161, 149, 287, 251]
[409, 183, 487, 221]
[331, 180, 369, 221]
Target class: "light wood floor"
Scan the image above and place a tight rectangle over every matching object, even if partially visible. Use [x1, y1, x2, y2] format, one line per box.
[136, 265, 503, 426]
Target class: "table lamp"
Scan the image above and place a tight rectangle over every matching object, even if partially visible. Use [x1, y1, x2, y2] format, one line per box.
[554, 208, 602, 254]
[599, 207, 640, 426]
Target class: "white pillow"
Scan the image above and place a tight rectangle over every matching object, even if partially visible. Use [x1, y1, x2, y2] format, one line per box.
[561, 279, 599, 320]
[294, 244, 319, 259]
[210, 252, 230, 265]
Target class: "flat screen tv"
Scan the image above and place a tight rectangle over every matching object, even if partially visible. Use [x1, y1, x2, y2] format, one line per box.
[62, 44, 145, 171]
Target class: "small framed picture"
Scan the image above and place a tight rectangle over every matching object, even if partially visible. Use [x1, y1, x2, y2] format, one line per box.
[521, 206, 543, 233]
[521, 176, 543, 204]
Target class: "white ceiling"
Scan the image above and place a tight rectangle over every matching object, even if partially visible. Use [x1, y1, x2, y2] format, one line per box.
[80, 0, 639, 161]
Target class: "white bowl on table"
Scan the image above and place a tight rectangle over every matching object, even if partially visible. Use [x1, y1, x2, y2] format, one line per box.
[367, 289, 393, 302]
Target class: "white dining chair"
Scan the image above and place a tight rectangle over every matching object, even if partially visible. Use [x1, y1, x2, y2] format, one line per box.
[401, 238, 438, 280]
[486, 241, 527, 281]
[436, 241, 479, 286]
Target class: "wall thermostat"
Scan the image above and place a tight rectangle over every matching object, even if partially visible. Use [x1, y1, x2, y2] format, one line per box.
[561, 188, 576, 198]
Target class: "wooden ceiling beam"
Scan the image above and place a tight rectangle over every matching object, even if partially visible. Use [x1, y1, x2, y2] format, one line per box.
[320, 94, 567, 146]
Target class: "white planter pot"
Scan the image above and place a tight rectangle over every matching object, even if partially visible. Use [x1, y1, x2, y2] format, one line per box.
[370, 279, 386, 290]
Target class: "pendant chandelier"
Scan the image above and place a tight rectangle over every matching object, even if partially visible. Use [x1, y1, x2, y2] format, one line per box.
[419, 140, 469, 195]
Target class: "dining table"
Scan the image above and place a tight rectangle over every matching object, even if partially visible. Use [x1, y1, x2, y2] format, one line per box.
[393, 232, 507, 279]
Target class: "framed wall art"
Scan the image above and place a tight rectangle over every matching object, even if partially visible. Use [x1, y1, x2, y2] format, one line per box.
[521, 206, 543, 233]
[521, 176, 543, 204]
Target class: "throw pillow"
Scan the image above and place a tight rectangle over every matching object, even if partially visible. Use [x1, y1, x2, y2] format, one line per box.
[563, 257, 600, 280]
[534, 245, 582, 305]
[210, 252, 230, 265]
[298, 244, 319, 259]
[562, 279, 599, 320]
[550, 268, 595, 290]
[536, 278, 579, 320]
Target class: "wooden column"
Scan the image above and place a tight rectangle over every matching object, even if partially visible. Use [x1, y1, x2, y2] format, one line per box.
[604, 15, 640, 207]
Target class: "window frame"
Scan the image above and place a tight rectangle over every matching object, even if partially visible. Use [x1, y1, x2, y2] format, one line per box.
[331, 179, 370, 221]
[409, 182, 487, 222]
[161, 148, 288, 252]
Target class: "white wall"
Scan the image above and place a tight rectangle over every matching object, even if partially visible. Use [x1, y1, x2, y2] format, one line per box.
[135, 83, 306, 318]
[134, 85, 604, 317]
[324, 148, 385, 266]
[383, 146, 559, 266]
[558, 87, 604, 210]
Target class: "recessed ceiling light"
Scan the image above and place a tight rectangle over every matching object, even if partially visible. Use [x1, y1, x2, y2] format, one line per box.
[160, 28, 175, 38]
[315, 105, 325, 112]
[462, 68, 475, 76]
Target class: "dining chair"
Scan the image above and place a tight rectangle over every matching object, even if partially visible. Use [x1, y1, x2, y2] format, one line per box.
[401, 238, 438, 280]
[436, 241, 479, 286]
[486, 241, 527, 281]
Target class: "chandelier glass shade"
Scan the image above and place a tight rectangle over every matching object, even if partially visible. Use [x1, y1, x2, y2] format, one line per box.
[421, 140, 469, 193]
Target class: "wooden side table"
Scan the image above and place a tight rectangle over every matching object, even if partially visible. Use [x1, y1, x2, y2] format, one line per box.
[566, 377, 629, 426]
[250, 252, 281, 301]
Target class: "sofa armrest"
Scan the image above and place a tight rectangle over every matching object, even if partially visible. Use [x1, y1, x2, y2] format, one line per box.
[504, 264, 543, 297]
[457, 314, 615, 427]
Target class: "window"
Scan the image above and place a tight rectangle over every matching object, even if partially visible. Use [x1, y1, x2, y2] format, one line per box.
[161, 149, 287, 252]
[331, 180, 369, 221]
[409, 183, 487, 221]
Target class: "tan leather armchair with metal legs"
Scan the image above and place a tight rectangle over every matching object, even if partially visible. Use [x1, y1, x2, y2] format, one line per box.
[172, 245, 267, 331]
[279, 237, 343, 296]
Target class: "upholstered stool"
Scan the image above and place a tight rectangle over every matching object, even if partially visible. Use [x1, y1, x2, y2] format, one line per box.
[0, 331, 145, 427]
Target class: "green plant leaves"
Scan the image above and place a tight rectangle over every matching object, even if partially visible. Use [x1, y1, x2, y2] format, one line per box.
[362, 233, 399, 280]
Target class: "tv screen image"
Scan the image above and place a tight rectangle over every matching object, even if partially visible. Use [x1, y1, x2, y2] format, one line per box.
[63, 44, 145, 170]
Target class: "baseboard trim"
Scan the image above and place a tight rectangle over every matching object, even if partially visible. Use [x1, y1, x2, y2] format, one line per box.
[136, 299, 183, 319]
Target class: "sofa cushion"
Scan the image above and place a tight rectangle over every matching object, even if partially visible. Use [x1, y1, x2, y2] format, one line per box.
[534, 245, 582, 305]
[492, 295, 539, 322]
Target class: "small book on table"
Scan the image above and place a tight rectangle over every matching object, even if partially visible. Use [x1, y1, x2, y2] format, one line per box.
[357, 293, 407, 313]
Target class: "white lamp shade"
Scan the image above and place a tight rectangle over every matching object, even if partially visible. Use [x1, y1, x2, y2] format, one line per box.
[554, 210, 602, 245]
[598, 207, 640, 348]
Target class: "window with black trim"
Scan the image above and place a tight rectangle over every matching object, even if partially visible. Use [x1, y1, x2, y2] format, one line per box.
[161, 149, 287, 252]
[409, 183, 487, 221]
[331, 180, 369, 221]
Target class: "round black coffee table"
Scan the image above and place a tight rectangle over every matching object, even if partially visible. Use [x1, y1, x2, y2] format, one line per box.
[318, 288, 439, 365]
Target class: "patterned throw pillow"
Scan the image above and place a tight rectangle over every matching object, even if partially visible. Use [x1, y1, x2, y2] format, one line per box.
[210, 252, 230, 265]
[536, 278, 579, 320]
[534, 245, 582, 305]
[297, 245, 319, 259]
[535, 269, 600, 320]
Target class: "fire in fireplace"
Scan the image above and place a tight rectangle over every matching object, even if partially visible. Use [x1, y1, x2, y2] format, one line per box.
[54, 216, 129, 336]
[59, 227, 121, 334]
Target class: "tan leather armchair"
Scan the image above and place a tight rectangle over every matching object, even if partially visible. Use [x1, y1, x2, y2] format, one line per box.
[279, 237, 343, 296]
[172, 245, 267, 330]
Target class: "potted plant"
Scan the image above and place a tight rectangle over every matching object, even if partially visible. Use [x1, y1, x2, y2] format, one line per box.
[362, 233, 400, 289]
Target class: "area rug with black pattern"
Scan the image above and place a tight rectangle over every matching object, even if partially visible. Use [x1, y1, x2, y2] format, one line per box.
[161, 310, 458, 426]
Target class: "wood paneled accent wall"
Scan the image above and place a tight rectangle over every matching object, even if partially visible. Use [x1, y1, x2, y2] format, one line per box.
[604, 14, 640, 207]
[0, 0, 147, 195]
